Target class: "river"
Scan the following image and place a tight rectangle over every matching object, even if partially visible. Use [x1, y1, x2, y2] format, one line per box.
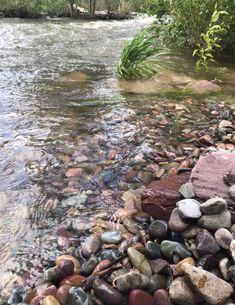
[0, 17, 234, 299]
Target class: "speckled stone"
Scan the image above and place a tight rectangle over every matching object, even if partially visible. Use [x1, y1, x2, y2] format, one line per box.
[148, 220, 168, 240]
[200, 197, 227, 215]
[215, 228, 233, 250]
[101, 231, 122, 244]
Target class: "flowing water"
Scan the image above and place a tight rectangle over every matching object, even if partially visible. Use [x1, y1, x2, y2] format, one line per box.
[0, 17, 234, 299]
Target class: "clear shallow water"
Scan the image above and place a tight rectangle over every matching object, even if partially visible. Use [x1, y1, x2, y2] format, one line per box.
[0, 17, 234, 299]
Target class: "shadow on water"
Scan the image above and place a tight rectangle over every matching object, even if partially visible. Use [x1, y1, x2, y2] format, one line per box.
[0, 17, 234, 298]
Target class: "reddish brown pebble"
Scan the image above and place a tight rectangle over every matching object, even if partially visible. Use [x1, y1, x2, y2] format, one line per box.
[59, 274, 86, 286]
[153, 289, 173, 305]
[92, 259, 111, 274]
[56, 285, 70, 305]
[128, 289, 154, 305]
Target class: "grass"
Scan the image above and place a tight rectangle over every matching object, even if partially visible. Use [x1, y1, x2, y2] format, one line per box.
[116, 24, 169, 80]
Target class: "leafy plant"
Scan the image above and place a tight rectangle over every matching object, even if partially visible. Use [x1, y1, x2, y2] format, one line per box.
[193, 5, 228, 70]
[116, 25, 169, 80]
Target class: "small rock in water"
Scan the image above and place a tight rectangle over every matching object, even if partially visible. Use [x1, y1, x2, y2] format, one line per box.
[214, 228, 233, 250]
[99, 249, 119, 262]
[181, 263, 233, 305]
[101, 231, 122, 244]
[178, 182, 195, 198]
[93, 278, 123, 305]
[160, 240, 192, 259]
[200, 197, 227, 215]
[81, 234, 102, 258]
[128, 247, 153, 278]
[113, 271, 149, 293]
[68, 287, 89, 305]
[7, 291, 23, 304]
[81, 256, 100, 275]
[176, 199, 201, 219]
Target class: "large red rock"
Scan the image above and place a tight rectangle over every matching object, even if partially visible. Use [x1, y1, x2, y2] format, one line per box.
[191, 152, 235, 201]
[141, 173, 190, 220]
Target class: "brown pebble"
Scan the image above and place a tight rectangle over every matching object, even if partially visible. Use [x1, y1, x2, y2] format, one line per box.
[175, 257, 195, 275]
[153, 289, 173, 305]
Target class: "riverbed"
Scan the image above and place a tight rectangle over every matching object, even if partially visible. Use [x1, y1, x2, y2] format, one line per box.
[0, 17, 234, 299]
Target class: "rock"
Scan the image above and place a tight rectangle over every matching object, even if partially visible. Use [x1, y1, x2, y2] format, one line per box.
[214, 228, 233, 250]
[99, 249, 119, 262]
[60, 274, 86, 286]
[178, 182, 195, 198]
[229, 185, 235, 200]
[113, 271, 150, 293]
[81, 234, 102, 258]
[153, 289, 173, 305]
[101, 231, 122, 244]
[42, 296, 60, 305]
[56, 255, 81, 273]
[93, 278, 122, 305]
[145, 241, 162, 259]
[123, 218, 142, 234]
[50, 261, 74, 286]
[177, 199, 201, 219]
[182, 225, 201, 238]
[230, 240, 235, 262]
[148, 220, 168, 240]
[200, 197, 227, 215]
[188, 80, 221, 94]
[56, 285, 70, 305]
[219, 120, 232, 129]
[81, 256, 100, 275]
[181, 263, 233, 305]
[7, 291, 23, 304]
[169, 208, 189, 232]
[219, 258, 230, 281]
[128, 289, 154, 305]
[197, 254, 218, 271]
[175, 257, 195, 275]
[149, 259, 170, 274]
[67, 287, 89, 305]
[141, 173, 190, 220]
[128, 247, 153, 278]
[169, 277, 199, 305]
[149, 274, 167, 293]
[92, 259, 111, 274]
[65, 168, 83, 178]
[160, 240, 192, 259]
[227, 265, 235, 283]
[196, 229, 220, 255]
[191, 152, 235, 201]
[197, 210, 231, 230]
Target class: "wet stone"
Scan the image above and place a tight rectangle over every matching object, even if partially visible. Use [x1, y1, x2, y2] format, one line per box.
[134, 211, 151, 224]
[123, 218, 142, 234]
[81, 234, 102, 258]
[168, 208, 189, 232]
[128, 247, 153, 278]
[101, 231, 122, 244]
[148, 220, 168, 240]
[81, 256, 100, 275]
[42, 296, 60, 305]
[177, 199, 201, 219]
[113, 271, 150, 293]
[200, 197, 227, 215]
[149, 274, 168, 293]
[93, 278, 122, 305]
[68, 287, 89, 305]
[128, 289, 154, 305]
[7, 291, 23, 304]
[145, 241, 162, 260]
[160, 240, 192, 260]
[196, 229, 220, 255]
[99, 249, 119, 262]
[56, 285, 70, 305]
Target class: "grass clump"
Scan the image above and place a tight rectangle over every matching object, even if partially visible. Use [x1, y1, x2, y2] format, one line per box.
[116, 25, 169, 80]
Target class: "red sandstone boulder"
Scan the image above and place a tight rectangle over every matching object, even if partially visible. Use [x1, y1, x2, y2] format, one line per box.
[141, 173, 190, 220]
[191, 152, 235, 201]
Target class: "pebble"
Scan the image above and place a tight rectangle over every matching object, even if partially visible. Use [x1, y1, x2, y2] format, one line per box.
[181, 263, 233, 304]
[197, 254, 217, 271]
[149, 258, 170, 274]
[160, 240, 192, 259]
[168, 208, 189, 232]
[219, 258, 230, 281]
[128, 289, 154, 305]
[153, 289, 173, 305]
[149, 274, 167, 292]
[148, 220, 168, 240]
[197, 210, 231, 230]
[214, 228, 233, 250]
[196, 229, 220, 255]
[145, 241, 162, 259]
[60, 274, 86, 286]
[56, 285, 70, 305]
[128, 247, 153, 278]
[7, 291, 23, 304]
[55, 255, 81, 273]
[178, 182, 195, 198]
[67, 287, 89, 305]
[175, 257, 195, 275]
[177, 199, 201, 219]
[42, 296, 60, 305]
[169, 277, 199, 305]
[230, 240, 235, 262]
[99, 249, 119, 262]
[81, 256, 100, 275]
[93, 278, 122, 305]
[200, 197, 227, 215]
[181, 225, 201, 238]
[81, 234, 102, 258]
[101, 231, 122, 244]
[227, 265, 235, 283]
[113, 271, 150, 293]
[229, 185, 235, 199]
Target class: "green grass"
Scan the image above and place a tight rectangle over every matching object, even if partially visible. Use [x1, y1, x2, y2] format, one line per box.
[116, 25, 169, 80]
